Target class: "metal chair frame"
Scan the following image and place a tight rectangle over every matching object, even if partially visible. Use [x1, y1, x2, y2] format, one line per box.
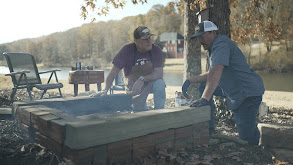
[3, 52, 63, 104]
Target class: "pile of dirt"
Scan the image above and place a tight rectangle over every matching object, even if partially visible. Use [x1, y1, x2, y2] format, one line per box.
[1, 89, 293, 165]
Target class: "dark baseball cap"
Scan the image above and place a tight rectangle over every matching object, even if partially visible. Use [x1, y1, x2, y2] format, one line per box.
[134, 26, 155, 39]
[191, 21, 218, 39]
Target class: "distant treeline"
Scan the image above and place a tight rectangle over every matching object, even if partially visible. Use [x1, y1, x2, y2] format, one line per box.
[0, 4, 183, 67]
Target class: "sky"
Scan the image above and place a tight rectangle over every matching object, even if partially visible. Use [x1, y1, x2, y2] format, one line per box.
[0, 0, 173, 44]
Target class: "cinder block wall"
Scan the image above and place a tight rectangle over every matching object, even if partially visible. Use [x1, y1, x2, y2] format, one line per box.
[59, 122, 209, 164]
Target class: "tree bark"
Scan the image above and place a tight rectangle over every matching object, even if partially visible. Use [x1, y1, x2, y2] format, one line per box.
[208, 0, 231, 37]
[183, 0, 202, 100]
[208, 0, 231, 113]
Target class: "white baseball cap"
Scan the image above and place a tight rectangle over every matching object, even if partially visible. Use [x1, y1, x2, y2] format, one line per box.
[191, 21, 218, 39]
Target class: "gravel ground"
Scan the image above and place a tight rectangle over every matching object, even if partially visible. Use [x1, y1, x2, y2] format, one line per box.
[1, 89, 293, 165]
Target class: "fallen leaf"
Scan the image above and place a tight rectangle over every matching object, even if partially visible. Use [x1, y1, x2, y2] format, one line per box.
[227, 151, 241, 157]
[211, 154, 221, 159]
[203, 155, 213, 162]
[232, 156, 241, 161]
[190, 154, 200, 160]
[274, 160, 290, 165]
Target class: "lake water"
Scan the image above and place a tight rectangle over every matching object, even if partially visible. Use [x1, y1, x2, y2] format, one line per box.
[1, 66, 292, 92]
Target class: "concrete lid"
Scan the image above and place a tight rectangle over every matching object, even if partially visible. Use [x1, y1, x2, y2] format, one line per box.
[64, 106, 210, 149]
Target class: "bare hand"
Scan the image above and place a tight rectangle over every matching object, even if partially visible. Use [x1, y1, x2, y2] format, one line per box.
[131, 80, 144, 96]
[90, 90, 108, 97]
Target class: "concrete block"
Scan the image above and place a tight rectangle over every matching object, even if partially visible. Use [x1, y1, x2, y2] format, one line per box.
[63, 145, 107, 164]
[153, 129, 174, 144]
[133, 135, 155, 150]
[0, 107, 12, 115]
[20, 123, 29, 133]
[19, 106, 40, 125]
[258, 123, 293, 150]
[133, 146, 154, 163]
[65, 106, 210, 149]
[30, 111, 51, 126]
[156, 141, 174, 150]
[107, 139, 132, 162]
[37, 115, 65, 144]
[63, 145, 109, 164]
[35, 132, 62, 155]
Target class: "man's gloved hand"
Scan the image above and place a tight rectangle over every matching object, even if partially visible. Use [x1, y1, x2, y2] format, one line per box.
[190, 98, 209, 107]
[90, 90, 108, 97]
[182, 80, 190, 99]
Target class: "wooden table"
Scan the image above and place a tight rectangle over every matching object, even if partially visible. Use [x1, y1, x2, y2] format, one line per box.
[68, 70, 104, 96]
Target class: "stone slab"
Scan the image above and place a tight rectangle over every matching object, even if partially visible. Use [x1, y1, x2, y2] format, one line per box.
[258, 123, 293, 150]
[64, 106, 210, 149]
[0, 107, 12, 115]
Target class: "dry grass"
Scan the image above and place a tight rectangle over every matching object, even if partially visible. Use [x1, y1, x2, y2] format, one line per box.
[240, 42, 293, 72]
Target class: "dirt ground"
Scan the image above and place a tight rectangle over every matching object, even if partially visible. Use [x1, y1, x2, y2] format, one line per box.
[0, 88, 293, 165]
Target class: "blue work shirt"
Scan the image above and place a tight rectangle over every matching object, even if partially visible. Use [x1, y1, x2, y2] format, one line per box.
[208, 35, 265, 110]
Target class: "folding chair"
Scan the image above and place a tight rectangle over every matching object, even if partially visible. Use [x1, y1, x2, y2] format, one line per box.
[3, 52, 63, 104]
[109, 70, 125, 94]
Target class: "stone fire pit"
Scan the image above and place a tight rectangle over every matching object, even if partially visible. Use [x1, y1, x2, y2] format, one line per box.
[12, 94, 210, 164]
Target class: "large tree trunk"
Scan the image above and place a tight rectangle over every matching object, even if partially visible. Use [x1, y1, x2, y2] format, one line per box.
[208, 0, 231, 117]
[183, 0, 202, 100]
[208, 0, 231, 37]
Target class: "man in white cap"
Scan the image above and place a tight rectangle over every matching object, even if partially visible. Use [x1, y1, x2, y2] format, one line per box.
[92, 26, 166, 111]
[182, 21, 265, 145]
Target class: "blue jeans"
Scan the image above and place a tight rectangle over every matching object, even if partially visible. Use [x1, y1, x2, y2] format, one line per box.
[199, 82, 224, 134]
[135, 79, 166, 111]
[233, 96, 262, 145]
[199, 82, 262, 145]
